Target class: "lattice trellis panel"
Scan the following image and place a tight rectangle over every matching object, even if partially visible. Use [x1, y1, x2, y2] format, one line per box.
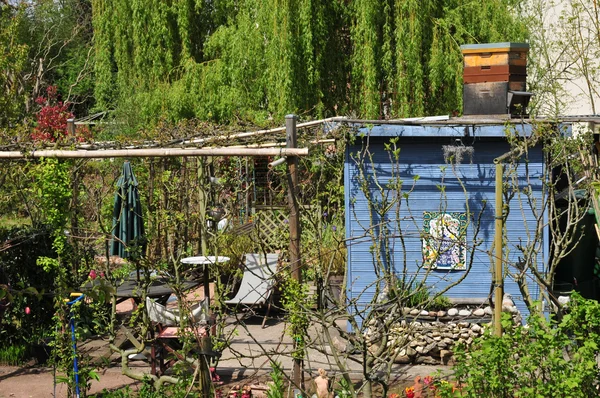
[253, 207, 289, 254]
[252, 206, 320, 258]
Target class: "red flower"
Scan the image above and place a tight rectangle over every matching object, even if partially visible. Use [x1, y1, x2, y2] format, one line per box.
[423, 375, 435, 390]
[404, 387, 415, 398]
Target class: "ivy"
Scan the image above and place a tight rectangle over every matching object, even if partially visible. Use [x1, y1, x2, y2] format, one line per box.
[280, 275, 310, 360]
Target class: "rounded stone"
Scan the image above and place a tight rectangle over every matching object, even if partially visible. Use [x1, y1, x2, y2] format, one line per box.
[415, 355, 439, 365]
[437, 310, 446, 317]
[395, 355, 411, 364]
[471, 324, 482, 333]
[473, 308, 485, 316]
[410, 309, 420, 316]
[447, 308, 459, 316]
[484, 306, 493, 315]
[502, 299, 514, 308]
[458, 309, 472, 317]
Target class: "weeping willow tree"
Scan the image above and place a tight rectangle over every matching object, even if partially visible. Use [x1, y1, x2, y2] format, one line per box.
[351, 0, 528, 118]
[92, 0, 527, 126]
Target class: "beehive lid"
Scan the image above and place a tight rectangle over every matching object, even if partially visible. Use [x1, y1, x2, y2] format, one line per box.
[460, 42, 529, 54]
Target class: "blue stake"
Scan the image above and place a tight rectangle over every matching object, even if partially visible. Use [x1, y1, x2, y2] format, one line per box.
[65, 293, 85, 398]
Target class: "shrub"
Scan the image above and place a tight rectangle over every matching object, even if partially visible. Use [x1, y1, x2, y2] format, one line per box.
[389, 279, 450, 310]
[448, 293, 600, 397]
[0, 226, 55, 351]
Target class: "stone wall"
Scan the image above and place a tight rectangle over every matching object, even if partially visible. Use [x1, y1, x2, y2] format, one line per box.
[367, 295, 520, 365]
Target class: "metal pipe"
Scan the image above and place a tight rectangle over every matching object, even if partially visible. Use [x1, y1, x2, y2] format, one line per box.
[268, 157, 287, 168]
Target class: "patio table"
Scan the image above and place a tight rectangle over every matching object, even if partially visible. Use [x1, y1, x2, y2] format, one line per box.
[181, 256, 230, 304]
[116, 279, 199, 304]
[83, 278, 200, 305]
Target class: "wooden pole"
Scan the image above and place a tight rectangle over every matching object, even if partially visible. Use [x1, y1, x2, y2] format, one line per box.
[286, 114, 303, 392]
[287, 115, 301, 287]
[0, 147, 309, 159]
[493, 162, 504, 337]
[67, 118, 76, 136]
[197, 158, 211, 398]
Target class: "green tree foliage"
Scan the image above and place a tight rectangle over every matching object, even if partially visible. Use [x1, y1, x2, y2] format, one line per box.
[0, 1, 94, 125]
[92, 0, 527, 126]
[0, 4, 29, 126]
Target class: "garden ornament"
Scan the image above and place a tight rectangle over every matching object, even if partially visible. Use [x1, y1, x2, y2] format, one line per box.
[312, 368, 332, 398]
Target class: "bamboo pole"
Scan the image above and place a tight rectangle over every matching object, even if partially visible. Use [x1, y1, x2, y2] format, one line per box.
[226, 138, 336, 149]
[185, 118, 339, 145]
[0, 147, 309, 159]
[493, 161, 504, 337]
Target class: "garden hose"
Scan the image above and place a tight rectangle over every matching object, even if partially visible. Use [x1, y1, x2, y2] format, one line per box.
[65, 293, 85, 398]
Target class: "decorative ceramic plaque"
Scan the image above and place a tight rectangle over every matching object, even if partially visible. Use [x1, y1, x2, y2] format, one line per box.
[422, 212, 467, 270]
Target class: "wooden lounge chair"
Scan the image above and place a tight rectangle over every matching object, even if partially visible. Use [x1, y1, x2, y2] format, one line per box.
[225, 253, 278, 328]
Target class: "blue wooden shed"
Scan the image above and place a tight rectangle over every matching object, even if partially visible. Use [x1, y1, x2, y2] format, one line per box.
[343, 118, 548, 319]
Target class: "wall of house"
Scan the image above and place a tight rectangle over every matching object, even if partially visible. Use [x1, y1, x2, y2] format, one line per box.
[344, 133, 546, 321]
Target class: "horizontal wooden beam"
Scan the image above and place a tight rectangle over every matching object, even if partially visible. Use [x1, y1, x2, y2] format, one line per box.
[0, 147, 309, 159]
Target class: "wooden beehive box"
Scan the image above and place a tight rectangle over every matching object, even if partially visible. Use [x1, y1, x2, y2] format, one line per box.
[462, 42, 528, 68]
[460, 42, 530, 115]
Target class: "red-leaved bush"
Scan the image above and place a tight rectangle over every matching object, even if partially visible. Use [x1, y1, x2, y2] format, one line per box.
[32, 86, 74, 142]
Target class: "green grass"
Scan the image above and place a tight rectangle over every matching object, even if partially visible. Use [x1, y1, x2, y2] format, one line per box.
[0, 344, 28, 366]
[0, 214, 31, 228]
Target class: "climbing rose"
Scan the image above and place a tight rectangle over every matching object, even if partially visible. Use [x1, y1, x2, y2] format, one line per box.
[89, 270, 97, 280]
[25, 307, 31, 315]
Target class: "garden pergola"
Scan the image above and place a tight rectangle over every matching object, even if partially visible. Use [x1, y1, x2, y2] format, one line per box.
[3, 114, 319, 393]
